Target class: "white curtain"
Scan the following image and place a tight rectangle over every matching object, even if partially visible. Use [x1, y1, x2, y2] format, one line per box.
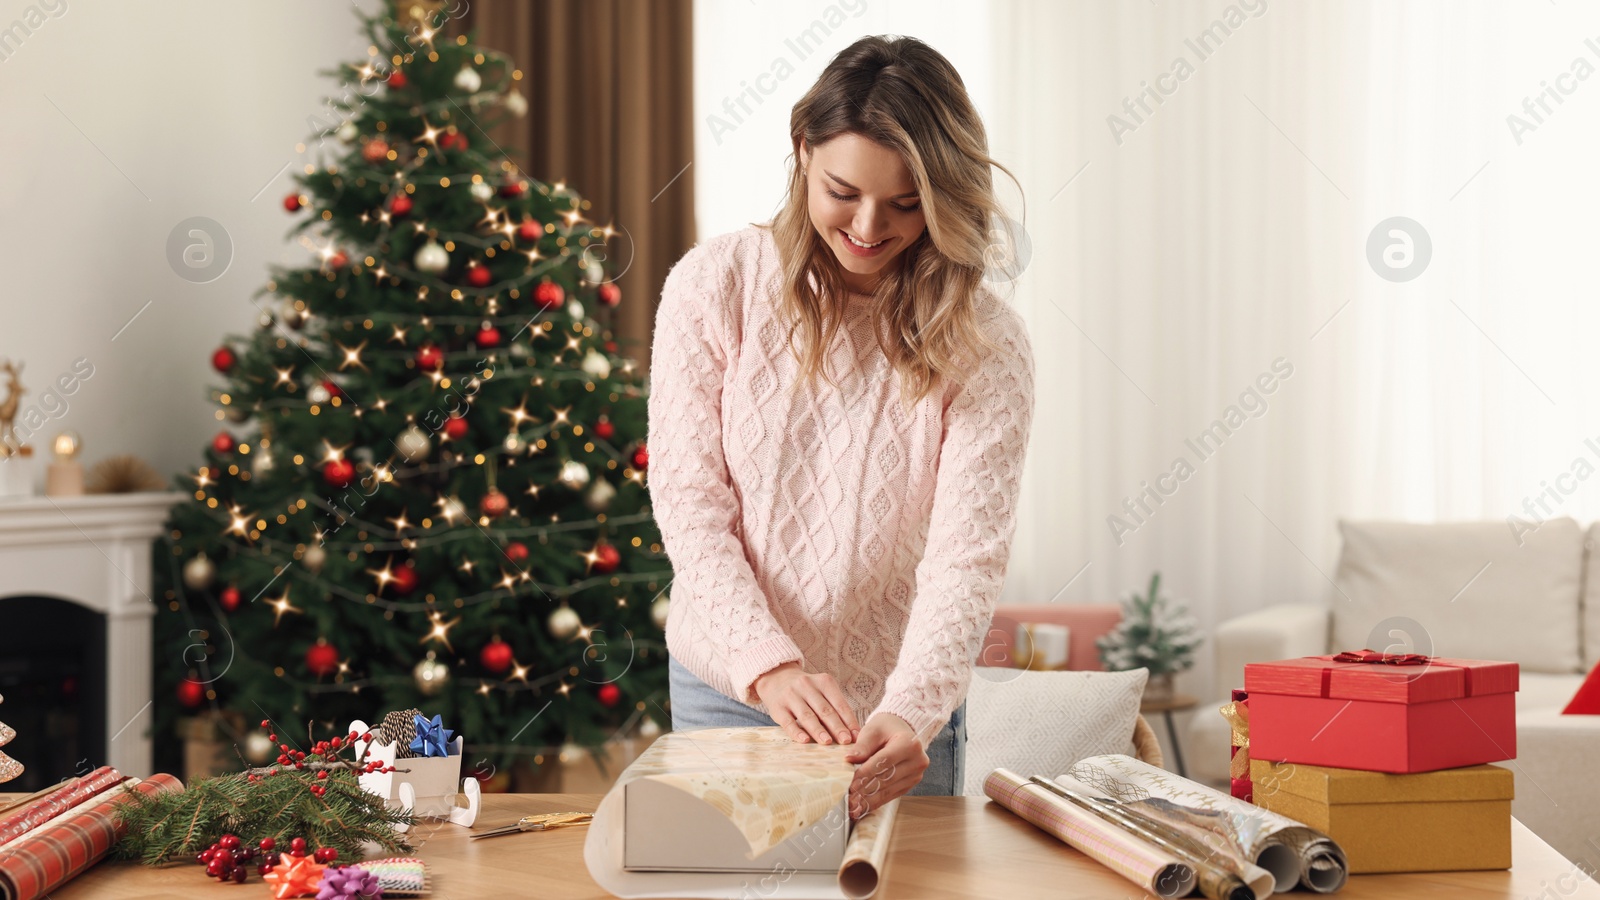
[989, 0, 1600, 697]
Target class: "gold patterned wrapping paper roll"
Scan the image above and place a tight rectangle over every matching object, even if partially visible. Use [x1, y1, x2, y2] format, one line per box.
[582, 725, 903, 899]
[984, 767, 1196, 898]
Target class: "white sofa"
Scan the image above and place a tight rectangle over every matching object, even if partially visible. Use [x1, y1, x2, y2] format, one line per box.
[1188, 518, 1600, 870]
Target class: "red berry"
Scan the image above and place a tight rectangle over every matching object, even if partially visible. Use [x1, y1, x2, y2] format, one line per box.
[260, 720, 271, 728]
[317, 770, 328, 780]
[258, 837, 275, 851]
[290, 838, 306, 854]
[465, 262, 492, 288]
[387, 70, 407, 89]
[257, 862, 273, 877]
[361, 732, 372, 741]
[220, 835, 240, 850]
[232, 866, 248, 884]
[415, 343, 444, 371]
[211, 347, 236, 374]
[442, 416, 469, 440]
[323, 458, 355, 489]
[331, 737, 343, 748]
[206, 859, 228, 877]
[211, 431, 236, 455]
[283, 194, 302, 212]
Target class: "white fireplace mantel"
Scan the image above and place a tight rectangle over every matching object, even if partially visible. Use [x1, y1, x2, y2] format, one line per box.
[0, 491, 181, 778]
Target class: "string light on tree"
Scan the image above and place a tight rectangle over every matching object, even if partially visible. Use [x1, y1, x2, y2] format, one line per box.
[413, 651, 450, 696]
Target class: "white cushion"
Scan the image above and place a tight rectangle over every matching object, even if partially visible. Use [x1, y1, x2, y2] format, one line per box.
[1585, 524, 1600, 669]
[1331, 518, 1584, 674]
[1515, 672, 1586, 713]
[961, 667, 1148, 797]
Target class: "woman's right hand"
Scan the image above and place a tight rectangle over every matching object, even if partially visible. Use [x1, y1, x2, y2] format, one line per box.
[752, 662, 861, 745]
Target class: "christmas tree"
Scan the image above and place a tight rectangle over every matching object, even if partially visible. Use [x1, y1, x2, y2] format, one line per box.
[1095, 573, 1203, 677]
[155, 0, 671, 779]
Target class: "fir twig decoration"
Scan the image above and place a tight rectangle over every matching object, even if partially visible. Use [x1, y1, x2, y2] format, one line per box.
[1095, 572, 1204, 676]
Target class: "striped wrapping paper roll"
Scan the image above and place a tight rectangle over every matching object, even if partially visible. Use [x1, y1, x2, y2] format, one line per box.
[983, 768, 1196, 899]
[0, 769, 125, 848]
[0, 774, 184, 900]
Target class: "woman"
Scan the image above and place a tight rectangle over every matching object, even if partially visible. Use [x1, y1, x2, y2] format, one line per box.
[649, 34, 1035, 818]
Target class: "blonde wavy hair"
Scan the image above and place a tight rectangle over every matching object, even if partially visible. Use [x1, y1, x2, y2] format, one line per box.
[763, 35, 1024, 410]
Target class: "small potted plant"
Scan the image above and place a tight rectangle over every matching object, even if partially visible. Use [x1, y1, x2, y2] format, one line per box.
[1096, 572, 1202, 702]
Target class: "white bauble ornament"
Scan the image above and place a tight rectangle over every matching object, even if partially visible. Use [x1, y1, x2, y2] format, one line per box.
[453, 65, 482, 93]
[337, 121, 359, 143]
[510, 342, 530, 359]
[585, 478, 616, 512]
[307, 382, 332, 405]
[566, 300, 585, 320]
[638, 717, 661, 739]
[505, 90, 527, 117]
[413, 652, 450, 696]
[244, 731, 276, 765]
[586, 259, 604, 284]
[183, 553, 216, 590]
[581, 349, 611, 380]
[257, 310, 275, 329]
[252, 451, 274, 476]
[503, 433, 526, 454]
[414, 240, 449, 273]
[442, 496, 468, 521]
[470, 182, 494, 202]
[548, 605, 581, 639]
[558, 459, 590, 489]
[651, 595, 669, 630]
[302, 543, 327, 573]
[396, 424, 431, 461]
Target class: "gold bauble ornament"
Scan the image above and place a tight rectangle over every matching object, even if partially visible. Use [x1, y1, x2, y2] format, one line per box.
[558, 459, 590, 490]
[183, 553, 216, 590]
[413, 651, 450, 696]
[547, 605, 581, 640]
[584, 478, 616, 512]
[651, 595, 669, 630]
[396, 425, 431, 461]
[302, 543, 327, 573]
[638, 717, 661, 739]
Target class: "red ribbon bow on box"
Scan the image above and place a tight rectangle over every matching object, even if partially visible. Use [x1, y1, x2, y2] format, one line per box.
[1331, 648, 1431, 666]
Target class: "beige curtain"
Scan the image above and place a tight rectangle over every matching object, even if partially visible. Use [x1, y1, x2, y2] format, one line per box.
[460, 0, 695, 377]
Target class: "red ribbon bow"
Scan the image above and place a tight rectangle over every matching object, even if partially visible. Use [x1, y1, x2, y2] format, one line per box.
[1332, 648, 1431, 666]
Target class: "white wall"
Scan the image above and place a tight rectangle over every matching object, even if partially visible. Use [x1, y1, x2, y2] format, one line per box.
[692, 0, 994, 242]
[0, 0, 382, 478]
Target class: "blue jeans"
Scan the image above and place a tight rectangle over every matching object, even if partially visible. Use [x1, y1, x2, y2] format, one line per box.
[666, 654, 966, 796]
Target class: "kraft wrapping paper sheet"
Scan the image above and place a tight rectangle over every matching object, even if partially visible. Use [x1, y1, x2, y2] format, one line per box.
[583, 726, 901, 900]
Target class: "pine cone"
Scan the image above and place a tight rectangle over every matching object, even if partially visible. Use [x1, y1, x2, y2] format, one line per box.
[377, 708, 422, 759]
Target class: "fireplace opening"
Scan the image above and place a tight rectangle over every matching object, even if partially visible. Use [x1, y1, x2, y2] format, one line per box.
[0, 595, 107, 790]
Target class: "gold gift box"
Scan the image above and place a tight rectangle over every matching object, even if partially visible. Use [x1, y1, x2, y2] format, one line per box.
[1250, 759, 1513, 874]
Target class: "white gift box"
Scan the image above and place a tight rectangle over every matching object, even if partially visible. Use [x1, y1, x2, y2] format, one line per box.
[1016, 622, 1071, 669]
[350, 718, 480, 830]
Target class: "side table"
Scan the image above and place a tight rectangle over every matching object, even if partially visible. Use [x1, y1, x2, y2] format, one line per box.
[1140, 692, 1199, 777]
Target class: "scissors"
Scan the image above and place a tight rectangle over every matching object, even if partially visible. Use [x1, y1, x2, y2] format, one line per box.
[469, 811, 594, 839]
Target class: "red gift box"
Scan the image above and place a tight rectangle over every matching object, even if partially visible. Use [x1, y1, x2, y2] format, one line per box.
[1244, 650, 1518, 774]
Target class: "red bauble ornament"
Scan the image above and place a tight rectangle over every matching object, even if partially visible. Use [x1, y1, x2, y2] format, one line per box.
[598, 283, 622, 307]
[594, 420, 615, 440]
[438, 131, 460, 150]
[442, 416, 469, 440]
[282, 193, 303, 212]
[504, 541, 529, 562]
[632, 444, 649, 469]
[361, 138, 390, 164]
[177, 678, 204, 708]
[479, 637, 514, 674]
[321, 379, 342, 398]
[387, 69, 407, 89]
[305, 640, 339, 678]
[517, 219, 542, 242]
[327, 250, 349, 270]
[219, 586, 242, 613]
[212, 432, 236, 455]
[323, 458, 355, 488]
[597, 683, 621, 707]
[390, 564, 418, 595]
[415, 344, 444, 370]
[592, 543, 621, 574]
[465, 262, 492, 288]
[480, 489, 510, 518]
[533, 281, 565, 309]
[475, 325, 501, 348]
[604, 340, 617, 352]
[498, 179, 526, 198]
[211, 347, 236, 374]
[390, 194, 413, 217]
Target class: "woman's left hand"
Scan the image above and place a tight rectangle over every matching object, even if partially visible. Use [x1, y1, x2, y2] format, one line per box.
[843, 713, 929, 818]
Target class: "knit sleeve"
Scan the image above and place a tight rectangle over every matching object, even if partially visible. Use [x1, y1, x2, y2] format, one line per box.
[646, 244, 805, 706]
[867, 305, 1036, 746]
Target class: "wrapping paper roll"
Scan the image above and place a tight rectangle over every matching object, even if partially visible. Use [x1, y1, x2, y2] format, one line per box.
[983, 768, 1195, 898]
[1066, 754, 1348, 894]
[0, 774, 185, 900]
[583, 726, 900, 899]
[0, 769, 124, 849]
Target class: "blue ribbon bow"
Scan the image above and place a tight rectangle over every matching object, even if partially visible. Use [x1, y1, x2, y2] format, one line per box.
[409, 713, 455, 758]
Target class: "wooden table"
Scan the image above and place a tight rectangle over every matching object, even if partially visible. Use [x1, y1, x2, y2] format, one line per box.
[51, 794, 1600, 899]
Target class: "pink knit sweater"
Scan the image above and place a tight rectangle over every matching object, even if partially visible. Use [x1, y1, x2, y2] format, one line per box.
[647, 223, 1035, 746]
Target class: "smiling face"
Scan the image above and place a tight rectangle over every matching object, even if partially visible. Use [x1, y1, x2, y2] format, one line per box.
[799, 133, 926, 295]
